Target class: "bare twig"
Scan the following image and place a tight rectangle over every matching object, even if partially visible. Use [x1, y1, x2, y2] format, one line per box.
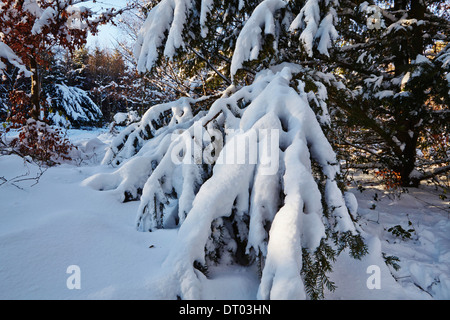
[187, 45, 232, 86]
[416, 165, 450, 183]
[0, 135, 48, 189]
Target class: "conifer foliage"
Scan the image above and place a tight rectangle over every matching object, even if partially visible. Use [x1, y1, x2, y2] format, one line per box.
[86, 0, 370, 299]
[330, 0, 450, 187]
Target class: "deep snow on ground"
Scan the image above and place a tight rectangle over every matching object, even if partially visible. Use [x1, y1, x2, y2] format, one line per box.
[0, 129, 448, 300]
[345, 173, 450, 300]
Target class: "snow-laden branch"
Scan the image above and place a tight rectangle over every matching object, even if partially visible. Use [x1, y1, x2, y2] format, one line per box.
[412, 165, 450, 183]
[134, 0, 195, 73]
[289, 0, 339, 57]
[134, 0, 341, 77]
[0, 42, 31, 77]
[230, 0, 286, 78]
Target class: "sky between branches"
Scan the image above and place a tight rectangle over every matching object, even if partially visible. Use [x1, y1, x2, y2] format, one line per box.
[81, 0, 129, 49]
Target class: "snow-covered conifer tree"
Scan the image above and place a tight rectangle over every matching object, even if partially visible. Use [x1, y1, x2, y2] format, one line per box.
[326, 0, 450, 187]
[46, 84, 103, 127]
[86, 0, 369, 299]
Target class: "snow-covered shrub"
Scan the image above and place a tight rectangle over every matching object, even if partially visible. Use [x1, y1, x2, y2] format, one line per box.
[85, 63, 367, 299]
[113, 110, 141, 126]
[46, 84, 103, 128]
[0, 41, 31, 77]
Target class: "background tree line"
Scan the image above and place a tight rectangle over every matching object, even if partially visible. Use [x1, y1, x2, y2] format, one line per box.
[0, 45, 164, 127]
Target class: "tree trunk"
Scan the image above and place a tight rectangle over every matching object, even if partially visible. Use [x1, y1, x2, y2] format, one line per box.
[29, 56, 41, 120]
[410, 0, 425, 59]
[397, 137, 420, 187]
[392, 0, 426, 188]
[393, 0, 409, 76]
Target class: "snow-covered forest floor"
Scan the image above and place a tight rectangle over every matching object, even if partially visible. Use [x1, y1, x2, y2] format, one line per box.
[0, 128, 448, 300]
